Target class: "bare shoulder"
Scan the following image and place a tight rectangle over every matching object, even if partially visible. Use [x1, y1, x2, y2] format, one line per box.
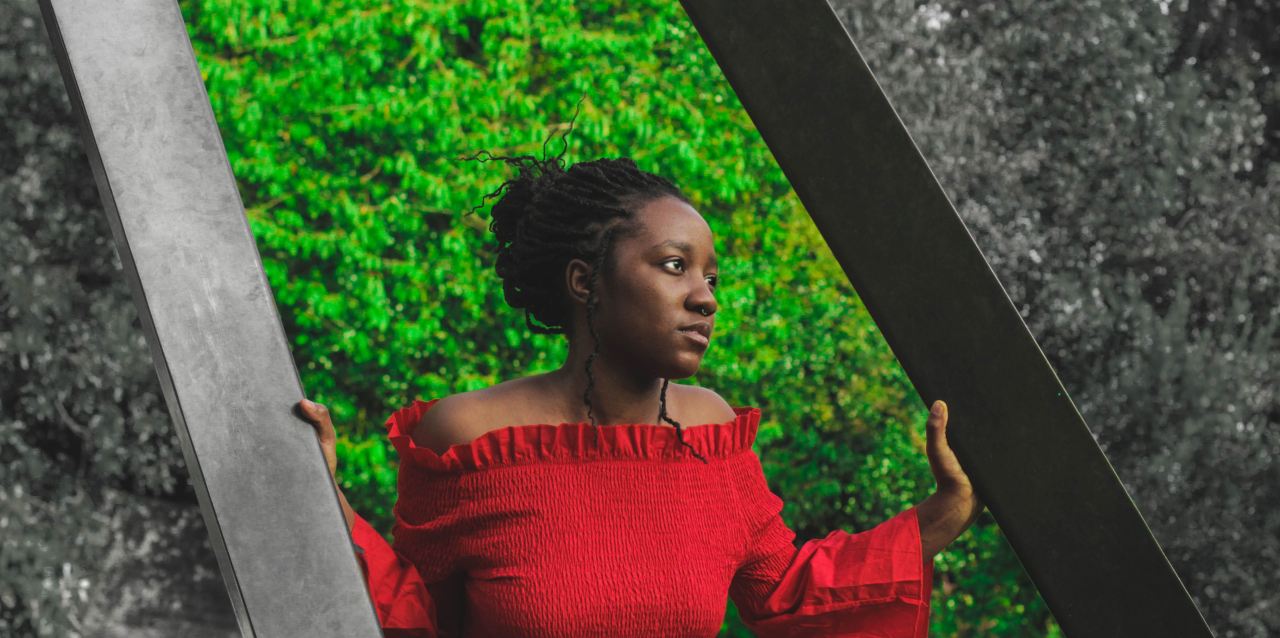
[409, 390, 491, 455]
[676, 383, 738, 424]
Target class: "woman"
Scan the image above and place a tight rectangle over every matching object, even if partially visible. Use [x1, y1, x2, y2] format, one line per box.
[298, 154, 983, 637]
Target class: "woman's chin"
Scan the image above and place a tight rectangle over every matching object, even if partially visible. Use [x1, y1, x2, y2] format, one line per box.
[662, 355, 704, 379]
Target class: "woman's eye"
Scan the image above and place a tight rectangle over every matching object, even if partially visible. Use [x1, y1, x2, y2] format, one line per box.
[664, 259, 718, 289]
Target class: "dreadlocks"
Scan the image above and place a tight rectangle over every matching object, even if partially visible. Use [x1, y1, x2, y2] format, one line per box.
[460, 101, 709, 464]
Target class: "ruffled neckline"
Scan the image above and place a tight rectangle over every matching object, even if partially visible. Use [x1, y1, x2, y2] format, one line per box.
[385, 397, 762, 473]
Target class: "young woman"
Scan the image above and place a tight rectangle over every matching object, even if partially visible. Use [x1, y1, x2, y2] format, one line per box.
[298, 155, 983, 637]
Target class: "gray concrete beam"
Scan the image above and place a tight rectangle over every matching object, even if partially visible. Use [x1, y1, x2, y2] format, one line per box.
[38, 0, 382, 635]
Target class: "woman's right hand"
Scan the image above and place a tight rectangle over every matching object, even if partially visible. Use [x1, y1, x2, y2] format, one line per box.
[297, 398, 339, 481]
[297, 398, 357, 533]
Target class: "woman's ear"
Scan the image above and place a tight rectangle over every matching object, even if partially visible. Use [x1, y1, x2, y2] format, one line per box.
[564, 258, 594, 305]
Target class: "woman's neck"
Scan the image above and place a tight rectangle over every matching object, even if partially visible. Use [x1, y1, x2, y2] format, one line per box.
[539, 352, 669, 426]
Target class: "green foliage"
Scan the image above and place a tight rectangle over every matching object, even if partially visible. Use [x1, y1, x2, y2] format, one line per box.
[335, 432, 399, 529]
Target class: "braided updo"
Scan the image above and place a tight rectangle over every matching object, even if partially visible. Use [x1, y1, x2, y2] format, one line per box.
[461, 109, 710, 463]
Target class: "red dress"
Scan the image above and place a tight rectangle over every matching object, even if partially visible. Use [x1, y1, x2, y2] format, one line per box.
[350, 398, 934, 637]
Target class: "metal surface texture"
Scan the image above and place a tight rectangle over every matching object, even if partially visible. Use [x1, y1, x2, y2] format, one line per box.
[676, 0, 1214, 636]
[38, 0, 383, 635]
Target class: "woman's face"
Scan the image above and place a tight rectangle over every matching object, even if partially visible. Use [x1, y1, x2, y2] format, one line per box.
[571, 195, 720, 380]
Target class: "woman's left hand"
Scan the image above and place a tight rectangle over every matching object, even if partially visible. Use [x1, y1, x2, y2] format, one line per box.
[918, 400, 984, 558]
[926, 400, 975, 497]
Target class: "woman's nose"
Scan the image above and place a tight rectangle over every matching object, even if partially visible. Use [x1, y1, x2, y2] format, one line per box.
[689, 282, 717, 314]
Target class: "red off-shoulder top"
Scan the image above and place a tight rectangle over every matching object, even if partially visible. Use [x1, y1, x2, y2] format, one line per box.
[349, 398, 934, 637]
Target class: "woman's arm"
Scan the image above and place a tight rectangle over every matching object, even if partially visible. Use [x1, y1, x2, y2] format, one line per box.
[730, 456, 933, 637]
[917, 400, 984, 559]
[336, 479, 357, 534]
[299, 398, 439, 635]
[916, 484, 980, 559]
[298, 398, 358, 533]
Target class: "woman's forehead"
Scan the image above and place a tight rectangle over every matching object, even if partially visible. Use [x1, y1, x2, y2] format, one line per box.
[629, 198, 716, 253]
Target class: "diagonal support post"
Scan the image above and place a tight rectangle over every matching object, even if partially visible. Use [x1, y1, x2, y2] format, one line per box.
[38, 0, 383, 635]
[676, 0, 1214, 636]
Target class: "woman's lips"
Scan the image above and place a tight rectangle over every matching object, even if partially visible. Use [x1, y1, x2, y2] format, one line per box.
[679, 328, 709, 347]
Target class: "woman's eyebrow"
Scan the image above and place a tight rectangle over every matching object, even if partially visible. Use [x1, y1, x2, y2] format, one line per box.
[653, 239, 693, 252]
[652, 240, 718, 267]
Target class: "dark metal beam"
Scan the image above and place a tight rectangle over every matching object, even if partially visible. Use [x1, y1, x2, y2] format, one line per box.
[676, 1, 1214, 636]
[37, 0, 382, 635]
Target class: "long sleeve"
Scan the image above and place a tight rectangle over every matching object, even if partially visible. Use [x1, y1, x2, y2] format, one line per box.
[730, 454, 934, 637]
[350, 512, 438, 637]
[363, 397, 522, 637]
